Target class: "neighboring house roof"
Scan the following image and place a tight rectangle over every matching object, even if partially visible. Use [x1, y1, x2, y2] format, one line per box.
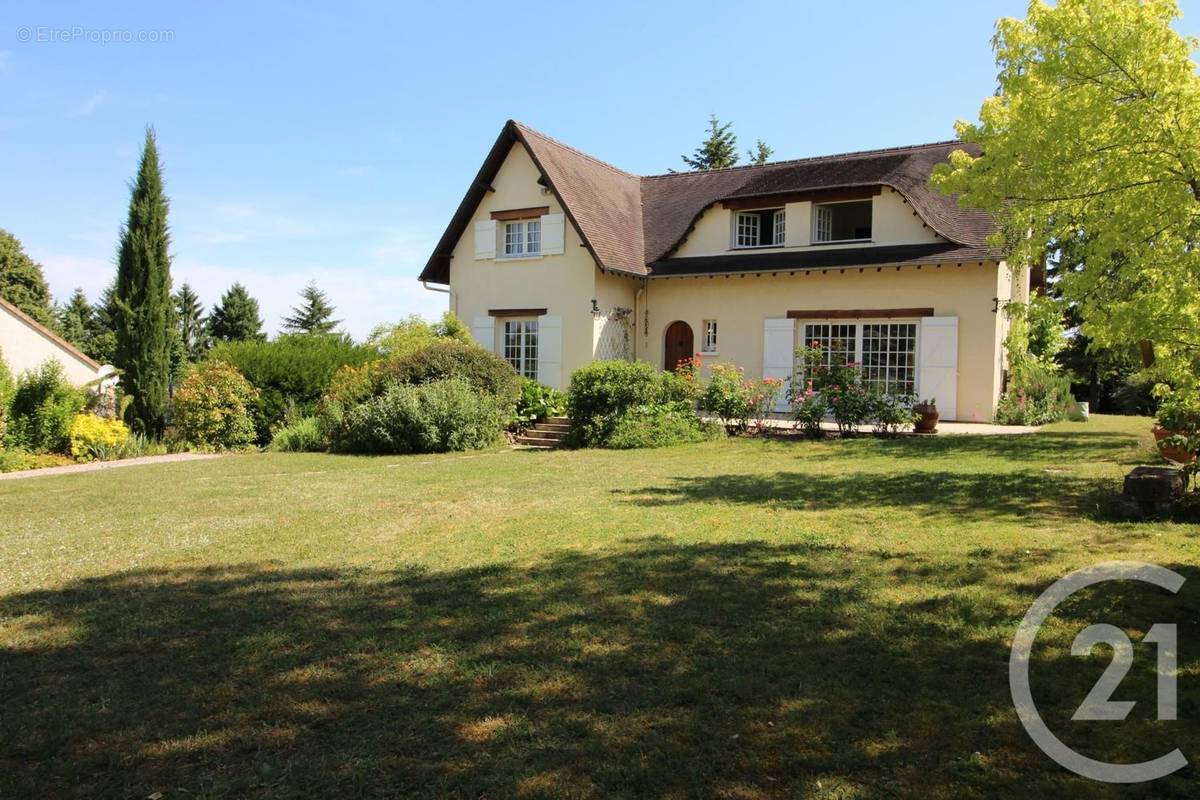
[419, 121, 997, 284]
[0, 294, 103, 371]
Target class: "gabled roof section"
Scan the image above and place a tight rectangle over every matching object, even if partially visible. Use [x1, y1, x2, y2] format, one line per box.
[640, 141, 993, 262]
[418, 120, 644, 283]
[0, 295, 103, 371]
[418, 123, 997, 284]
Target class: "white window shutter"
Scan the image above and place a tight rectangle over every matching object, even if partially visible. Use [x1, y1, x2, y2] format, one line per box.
[540, 213, 565, 255]
[762, 317, 795, 412]
[474, 219, 497, 260]
[472, 316, 495, 353]
[918, 316, 958, 420]
[537, 314, 563, 389]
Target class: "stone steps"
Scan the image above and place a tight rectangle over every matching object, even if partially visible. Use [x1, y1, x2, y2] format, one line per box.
[514, 417, 571, 450]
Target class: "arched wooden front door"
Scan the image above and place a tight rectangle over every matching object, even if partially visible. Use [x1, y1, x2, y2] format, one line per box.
[664, 320, 694, 371]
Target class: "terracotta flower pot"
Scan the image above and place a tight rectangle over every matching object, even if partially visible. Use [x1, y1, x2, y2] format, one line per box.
[1152, 426, 1197, 464]
[913, 405, 939, 434]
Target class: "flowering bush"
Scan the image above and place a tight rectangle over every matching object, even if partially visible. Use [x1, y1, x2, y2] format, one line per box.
[698, 363, 782, 432]
[68, 414, 130, 461]
[790, 380, 828, 438]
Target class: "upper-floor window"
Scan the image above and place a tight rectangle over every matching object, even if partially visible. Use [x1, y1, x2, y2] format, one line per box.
[503, 220, 541, 257]
[813, 200, 872, 243]
[734, 208, 785, 248]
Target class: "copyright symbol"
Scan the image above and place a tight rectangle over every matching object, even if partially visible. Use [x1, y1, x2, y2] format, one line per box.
[16, 26, 32, 42]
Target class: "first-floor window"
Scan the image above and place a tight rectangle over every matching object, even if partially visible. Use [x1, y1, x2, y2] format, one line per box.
[504, 319, 539, 379]
[800, 321, 917, 395]
[701, 319, 718, 353]
[503, 220, 541, 257]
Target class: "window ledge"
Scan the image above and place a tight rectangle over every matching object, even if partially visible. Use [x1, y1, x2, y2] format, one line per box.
[698, 350, 719, 357]
[730, 244, 785, 251]
[810, 238, 873, 246]
[495, 254, 544, 262]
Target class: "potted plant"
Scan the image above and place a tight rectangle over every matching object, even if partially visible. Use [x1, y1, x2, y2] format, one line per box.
[913, 398, 939, 434]
[1152, 389, 1199, 464]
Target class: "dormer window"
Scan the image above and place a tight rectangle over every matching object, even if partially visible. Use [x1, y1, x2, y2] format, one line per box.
[734, 208, 785, 248]
[813, 200, 872, 243]
[503, 219, 541, 257]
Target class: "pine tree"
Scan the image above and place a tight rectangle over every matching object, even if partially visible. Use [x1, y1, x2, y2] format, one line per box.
[208, 282, 265, 342]
[56, 288, 95, 352]
[87, 281, 119, 364]
[114, 128, 174, 437]
[282, 280, 340, 335]
[681, 115, 740, 171]
[0, 228, 55, 327]
[748, 139, 774, 165]
[174, 282, 210, 360]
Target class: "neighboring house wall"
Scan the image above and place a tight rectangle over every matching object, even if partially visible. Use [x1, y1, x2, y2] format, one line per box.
[0, 298, 108, 386]
[673, 187, 943, 259]
[641, 262, 1022, 422]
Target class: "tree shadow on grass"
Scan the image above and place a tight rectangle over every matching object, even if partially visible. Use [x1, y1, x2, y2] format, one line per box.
[1, 542, 1195, 799]
[772, 431, 1152, 467]
[615, 470, 1117, 523]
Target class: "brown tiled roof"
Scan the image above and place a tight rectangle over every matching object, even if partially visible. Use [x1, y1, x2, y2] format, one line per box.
[418, 123, 996, 284]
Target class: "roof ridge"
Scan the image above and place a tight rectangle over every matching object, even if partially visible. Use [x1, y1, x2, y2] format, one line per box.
[510, 120, 640, 180]
[640, 139, 964, 181]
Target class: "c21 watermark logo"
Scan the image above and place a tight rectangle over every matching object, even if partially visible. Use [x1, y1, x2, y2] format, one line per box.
[1010, 561, 1186, 783]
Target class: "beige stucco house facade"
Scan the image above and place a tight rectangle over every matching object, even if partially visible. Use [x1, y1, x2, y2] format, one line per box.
[420, 121, 1028, 422]
[0, 296, 115, 387]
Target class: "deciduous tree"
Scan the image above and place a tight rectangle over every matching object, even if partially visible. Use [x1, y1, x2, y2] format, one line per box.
[932, 0, 1200, 384]
[0, 228, 55, 327]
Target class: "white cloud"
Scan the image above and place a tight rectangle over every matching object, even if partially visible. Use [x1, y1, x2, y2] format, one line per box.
[75, 90, 110, 117]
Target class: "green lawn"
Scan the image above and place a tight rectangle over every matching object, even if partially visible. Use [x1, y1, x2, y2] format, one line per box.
[1, 415, 1196, 798]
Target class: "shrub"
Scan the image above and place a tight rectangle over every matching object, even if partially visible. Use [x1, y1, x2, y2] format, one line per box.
[366, 312, 472, 358]
[995, 362, 1076, 426]
[381, 340, 522, 407]
[567, 360, 698, 446]
[868, 392, 917, 435]
[208, 334, 377, 444]
[269, 416, 325, 452]
[4, 360, 87, 453]
[68, 414, 130, 461]
[336, 378, 504, 455]
[606, 405, 724, 449]
[513, 378, 567, 429]
[172, 361, 259, 450]
[0, 347, 13, 442]
[698, 363, 782, 432]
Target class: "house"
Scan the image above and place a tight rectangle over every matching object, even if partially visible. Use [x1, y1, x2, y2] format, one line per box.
[0, 295, 115, 387]
[419, 120, 1028, 421]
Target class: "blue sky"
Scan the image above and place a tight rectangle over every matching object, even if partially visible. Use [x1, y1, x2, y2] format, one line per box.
[3, 0, 1198, 339]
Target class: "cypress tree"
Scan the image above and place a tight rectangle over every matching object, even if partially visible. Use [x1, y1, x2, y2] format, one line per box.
[208, 282, 265, 342]
[282, 281, 340, 334]
[0, 228, 55, 326]
[114, 128, 174, 436]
